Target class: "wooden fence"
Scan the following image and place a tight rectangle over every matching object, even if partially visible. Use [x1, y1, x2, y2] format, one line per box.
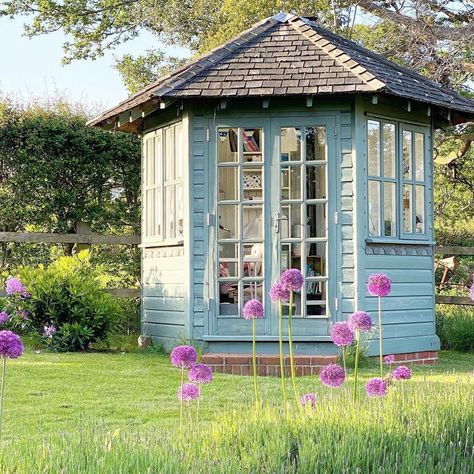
[435, 245, 474, 306]
[0, 231, 141, 298]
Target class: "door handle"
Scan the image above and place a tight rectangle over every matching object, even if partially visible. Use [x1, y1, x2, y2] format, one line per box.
[273, 212, 288, 233]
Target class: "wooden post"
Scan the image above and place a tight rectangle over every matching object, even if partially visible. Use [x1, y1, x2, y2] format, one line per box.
[76, 221, 92, 253]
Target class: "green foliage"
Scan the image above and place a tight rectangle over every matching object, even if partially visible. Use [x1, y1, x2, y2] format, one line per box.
[17, 250, 122, 351]
[436, 305, 474, 352]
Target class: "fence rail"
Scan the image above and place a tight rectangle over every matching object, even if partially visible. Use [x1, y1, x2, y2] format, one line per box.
[0, 232, 140, 245]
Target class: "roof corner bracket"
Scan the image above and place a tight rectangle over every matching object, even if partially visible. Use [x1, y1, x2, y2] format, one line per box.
[371, 95, 378, 105]
[219, 99, 228, 110]
[406, 101, 412, 112]
[306, 96, 313, 107]
[262, 98, 270, 109]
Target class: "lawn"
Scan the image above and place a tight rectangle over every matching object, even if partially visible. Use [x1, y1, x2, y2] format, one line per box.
[2, 345, 473, 473]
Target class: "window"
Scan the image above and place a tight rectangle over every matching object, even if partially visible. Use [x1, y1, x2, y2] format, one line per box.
[367, 119, 428, 239]
[143, 122, 184, 243]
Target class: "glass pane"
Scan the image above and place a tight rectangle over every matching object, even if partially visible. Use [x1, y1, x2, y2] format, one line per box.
[146, 189, 154, 237]
[242, 129, 262, 153]
[243, 281, 263, 306]
[307, 204, 327, 238]
[383, 182, 396, 237]
[281, 204, 302, 239]
[281, 165, 301, 200]
[403, 130, 412, 179]
[219, 280, 238, 315]
[306, 127, 326, 161]
[307, 165, 326, 200]
[306, 281, 326, 316]
[165, 185, 175, 239]
[281, 242, 302, 272]
[175, 124, 183, 180]
[175, 184, 183, 238]
[218, 167, 238, 201]
[154, 132, 162, 185]
[218, 128, 238, 163]
[243, 205, 263, 240]
[146, 139, 154, 186]
[165, 127, 175, 181]
[218, 205, 238, 239]
[243, 153, 262, 163]
[243, 243, 264, 277]
[243, 167, 263, 201]
[415, 133, 424, 181]
[155, 188, 161, 237]
[403, 184, 413, 233]
[416, 185, 425, 234]
[307, 242, 326, 277]
[281, 127, 301, 161]
[219, 244, 239, 277]
[368, 180, 380, 236]
[368, 120, 380, 176]
[383, 123, 395, 178]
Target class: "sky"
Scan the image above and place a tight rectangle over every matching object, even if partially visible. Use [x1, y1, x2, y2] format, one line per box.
[0, 16, 190, 110]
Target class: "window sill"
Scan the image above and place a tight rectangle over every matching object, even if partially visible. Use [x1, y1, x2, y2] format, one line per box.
[139, 239, 184, 249]
[365, 237, 435, 246]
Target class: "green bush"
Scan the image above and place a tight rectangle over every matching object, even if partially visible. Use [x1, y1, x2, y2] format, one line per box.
[17, 250, 122, 351]
[436, 304, 474, 352]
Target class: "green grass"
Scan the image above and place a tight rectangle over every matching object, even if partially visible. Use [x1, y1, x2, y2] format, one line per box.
[0, 346, 473, 473]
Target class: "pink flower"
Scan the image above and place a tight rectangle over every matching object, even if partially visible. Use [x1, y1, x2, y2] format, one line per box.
[365, 378, 387, 397]
[280, 269, 304, 292]
[348, 311, 372, 332]
[367, 273, 391, 297]
[242, 299, 264, 320]
[393, 365, 412, 380]
[0, 312, 9, 324]
[384, 354, 395, 365]
[470, 276, 474, 301]
[330, 322, 354, 347]
[269, 281, 290, 302]
[188, 364, 213, 384]
[320, 364, 345, 388]
[300, 393, 317, 409]
[170, 345, 197, 369]
[177, 383, 200, 401]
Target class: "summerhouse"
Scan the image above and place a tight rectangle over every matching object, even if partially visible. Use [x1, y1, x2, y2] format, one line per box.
[90, 13, 474, 372]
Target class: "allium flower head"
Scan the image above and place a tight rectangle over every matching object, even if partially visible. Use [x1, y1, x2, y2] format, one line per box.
[18, 310, 29, 320]
[384, 354, 395, 365]
[365, 377, 388, 397]
[280, 269, 304, 292]
[470, 277, 474, 301]
[0, 331, 24, 359]
[43, 325, 57, 338]
[269, 281, 290, 302]
[170, 345, 197, 368]
[348, 311, 372, 332]
[242, 299, 264, 320]
[5, 277, 29, 298]
[393, 365, 412, 381]
[177, 383, 200, 402]
[0, 312, 9, 324]
[300, 393, 317, 409]
[188, 363, 213, 384]
[330, 322, 354, 347]
[320, 364, 345, 388]
[367, 273, 391, 297]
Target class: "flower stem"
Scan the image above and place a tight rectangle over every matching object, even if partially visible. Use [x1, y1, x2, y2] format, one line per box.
[342, 347, 346, 374]
[288, 290, 299, 408]
[378, 296, 383, 378]
[180, 365, 184, 431]
[252, 317, 259, 409]
[0, 357, 6, 442]
[278, 300, 287, 402]
[353, 330, 360, 402]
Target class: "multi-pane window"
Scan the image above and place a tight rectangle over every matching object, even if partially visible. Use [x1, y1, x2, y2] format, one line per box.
[367, 119, 427, 239]
[143, 122, 183, 243]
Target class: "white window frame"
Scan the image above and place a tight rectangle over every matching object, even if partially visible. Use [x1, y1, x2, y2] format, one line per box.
[143, 121, 184, 246]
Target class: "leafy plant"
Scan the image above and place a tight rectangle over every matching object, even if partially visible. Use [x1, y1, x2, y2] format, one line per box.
[16, 251, 122, 351]
[436, 305, 474, 352]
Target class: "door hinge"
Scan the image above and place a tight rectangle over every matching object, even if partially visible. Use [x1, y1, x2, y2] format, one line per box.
[206, 129, 210, 142]
[205, 213, 215, 226]
[334, 297, 338, 311]
[207, 298, 213, 311]
[334, 211, 338, 225]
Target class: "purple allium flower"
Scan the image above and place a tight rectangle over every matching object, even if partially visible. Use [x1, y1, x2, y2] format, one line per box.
[189, 363, 213, 384]
[470, 277, 474, 301]
[384, 354, 395, 365]
[393, 365, 412, 381]
[365, 377, 388, 397]
[0, 331, 24, 359]
[170, 345, 197, 369]
[177, 383, 200, 402]
[18, 310, 29, 320]
[280, 268, 304, 292]
[269, 281, 290, 302]
[300, 393, 317, 409]
[330, 322, 354, 347]
[348, 311, 372, 332]
[5, 277, 29, 298]
[43, 325, 57, 338]
[367, 273, 391, 297]
[0, 312, 9, 324]
[242, 299, 264, 320]
[320, 364, 345, 388]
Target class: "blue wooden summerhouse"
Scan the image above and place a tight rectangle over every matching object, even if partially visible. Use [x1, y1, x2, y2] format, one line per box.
[90, 13, 474, 368]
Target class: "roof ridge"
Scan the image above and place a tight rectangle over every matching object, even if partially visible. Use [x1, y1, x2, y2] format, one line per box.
[288, 16, 384, 92]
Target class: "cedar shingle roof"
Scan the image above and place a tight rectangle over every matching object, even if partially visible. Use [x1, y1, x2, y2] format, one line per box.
[89, 13, 474, 127]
